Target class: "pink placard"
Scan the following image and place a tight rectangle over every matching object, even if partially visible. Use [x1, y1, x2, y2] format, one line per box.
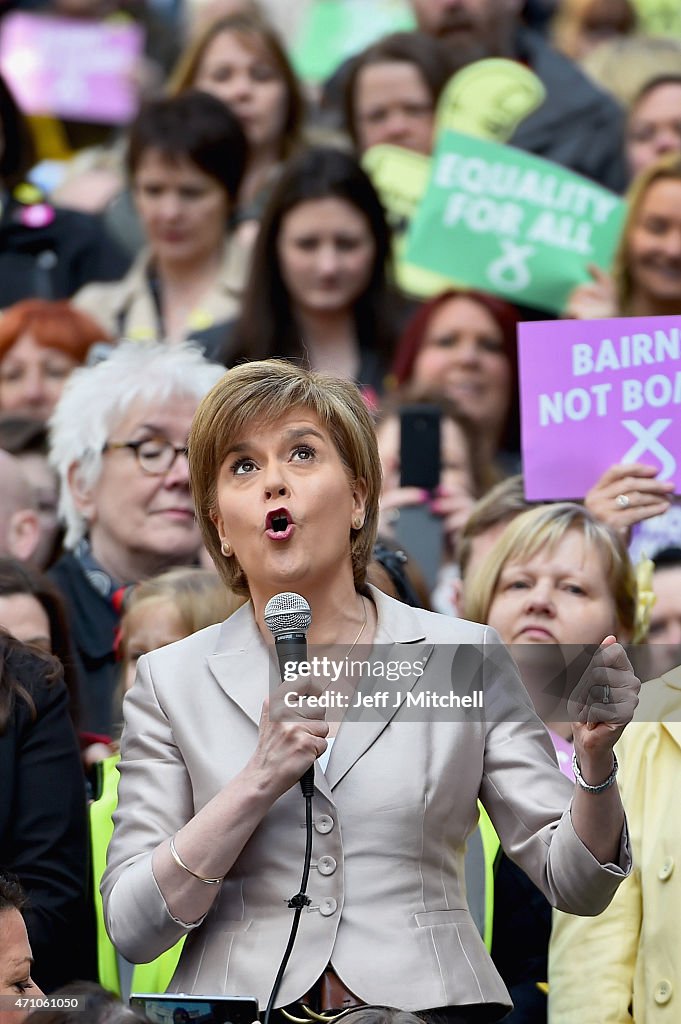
[0, 11, 144, 124]
[518, 315, 681, 500]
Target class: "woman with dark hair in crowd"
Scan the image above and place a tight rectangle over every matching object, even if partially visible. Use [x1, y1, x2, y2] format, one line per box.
[390, 289, 520, 472]
[168, 11, 305, 229]
[225, 147, 398, 395]
[0, 301, 108, 422]
[73, 92, 249, 354]
[0, 557, 80, 725]
[342, 31, 455, 156]
[0, 74, 128, 309]
[0, 633, 93, 991]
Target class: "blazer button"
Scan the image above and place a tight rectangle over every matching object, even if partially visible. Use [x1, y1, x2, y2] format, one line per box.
[658, 856, 674, 881]
[654, 980, 672, 1005]
[319, 897, 338, 917]
[315, 815, 334, 834]
[317, 856, 337, 876]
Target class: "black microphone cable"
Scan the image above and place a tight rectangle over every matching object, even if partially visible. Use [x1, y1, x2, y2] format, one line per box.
[263, 772, 315, 1024]
[263, 593, 316, 1024]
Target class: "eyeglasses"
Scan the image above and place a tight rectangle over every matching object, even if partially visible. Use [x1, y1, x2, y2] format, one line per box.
[103, 437, 189, 476]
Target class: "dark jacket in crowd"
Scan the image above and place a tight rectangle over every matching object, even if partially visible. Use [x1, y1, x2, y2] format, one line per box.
[510, 26, 627, 193]
[0, 194, 131, 309]
[491, 853, 551, 1024]
[48, 552, 120, 737]
[0, 639, 95, 990]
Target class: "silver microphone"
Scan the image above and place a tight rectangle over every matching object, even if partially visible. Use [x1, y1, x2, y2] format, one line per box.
[264, 593, 315, 795]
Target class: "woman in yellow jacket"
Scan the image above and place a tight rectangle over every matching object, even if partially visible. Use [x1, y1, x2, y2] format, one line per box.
[549, 664, 681, 1023]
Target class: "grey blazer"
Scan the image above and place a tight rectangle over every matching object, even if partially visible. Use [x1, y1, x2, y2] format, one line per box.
[102, 587, 630, 1012]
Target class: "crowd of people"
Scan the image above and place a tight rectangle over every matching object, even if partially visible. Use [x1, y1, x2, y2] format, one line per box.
[1, 0, 681, 1022]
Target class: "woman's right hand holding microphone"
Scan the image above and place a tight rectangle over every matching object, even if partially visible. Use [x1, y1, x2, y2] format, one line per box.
[248, 679, 329, 801]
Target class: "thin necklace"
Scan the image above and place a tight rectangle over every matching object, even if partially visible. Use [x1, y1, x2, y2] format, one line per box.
[345, 597, 368, 660]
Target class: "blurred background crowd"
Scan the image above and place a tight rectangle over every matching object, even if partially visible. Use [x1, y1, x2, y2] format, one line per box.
[1, 0, 681, 1022]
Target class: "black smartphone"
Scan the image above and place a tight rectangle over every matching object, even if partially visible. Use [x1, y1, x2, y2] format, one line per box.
[129, 994, 259, 1024]
[399, 404, 441, 491]
[396, 404, 443, 591]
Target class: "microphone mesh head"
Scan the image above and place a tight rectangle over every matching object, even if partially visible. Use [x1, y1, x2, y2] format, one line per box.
[264, 592, 312, 638]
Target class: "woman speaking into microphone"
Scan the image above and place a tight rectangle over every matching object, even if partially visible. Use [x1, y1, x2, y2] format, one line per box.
[102, 360, 638, 1024]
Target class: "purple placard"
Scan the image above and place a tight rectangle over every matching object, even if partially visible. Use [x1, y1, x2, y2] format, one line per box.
[0, 12, 144, 124]
[518, 315, 681, 500]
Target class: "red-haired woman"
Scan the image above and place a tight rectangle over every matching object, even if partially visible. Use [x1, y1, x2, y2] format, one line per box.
[0, 300, 109, 421]
[390, 289, 520, 473]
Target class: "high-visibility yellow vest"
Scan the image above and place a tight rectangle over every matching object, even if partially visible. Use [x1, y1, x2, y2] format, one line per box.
[90, 755, 184, 994]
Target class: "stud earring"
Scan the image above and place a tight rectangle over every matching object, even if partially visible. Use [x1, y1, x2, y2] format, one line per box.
[352, 517, 363, 530]
[221, 540, 232, 557]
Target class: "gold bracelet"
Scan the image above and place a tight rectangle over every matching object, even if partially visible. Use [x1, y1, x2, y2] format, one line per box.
[169, 835, 223, 885]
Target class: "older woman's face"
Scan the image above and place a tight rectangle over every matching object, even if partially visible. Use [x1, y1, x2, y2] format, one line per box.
[485, 529, 621, 721]
[410, 297, 511, 440]
[627, 177, 681, 306]
[73, 395, 201, 578]
[487, 530, 619, 648]
[278, 198, 376, 317]
[626, 82, 681, 179]
[133, 149, 229, 268]
[0, 908, 42, 1024]
[0, 333, 78, 421]
[193, 30, 288, 154]
[354, 60, 435, 155]
[212, 409, 366, 601]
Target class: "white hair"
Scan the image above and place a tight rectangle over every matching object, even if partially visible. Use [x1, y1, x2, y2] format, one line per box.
[49, 342, 225, 549]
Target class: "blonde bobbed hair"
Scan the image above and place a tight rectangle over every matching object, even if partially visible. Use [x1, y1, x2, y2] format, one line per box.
[188, 359, 382, 596]
[463, 502, 638, 641]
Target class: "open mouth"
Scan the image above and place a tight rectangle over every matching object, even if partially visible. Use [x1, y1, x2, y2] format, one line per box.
[265, 507, 294, 540]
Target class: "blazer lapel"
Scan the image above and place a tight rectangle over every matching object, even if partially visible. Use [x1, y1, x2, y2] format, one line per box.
[207, 603, 271, 728]
[325, 588, 433, 790]
[206, 603, 336, 801]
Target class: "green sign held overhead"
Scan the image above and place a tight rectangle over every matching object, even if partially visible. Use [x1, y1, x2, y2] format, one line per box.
[291, 0, 415, 82]
[404, 130, 626, 313]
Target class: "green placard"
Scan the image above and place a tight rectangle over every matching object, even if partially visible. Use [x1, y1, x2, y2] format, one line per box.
[404, 130, 626, 313]
[291, 0, 415, 83]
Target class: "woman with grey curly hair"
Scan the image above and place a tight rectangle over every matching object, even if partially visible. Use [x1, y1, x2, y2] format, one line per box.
[47, 341, 224, 735]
